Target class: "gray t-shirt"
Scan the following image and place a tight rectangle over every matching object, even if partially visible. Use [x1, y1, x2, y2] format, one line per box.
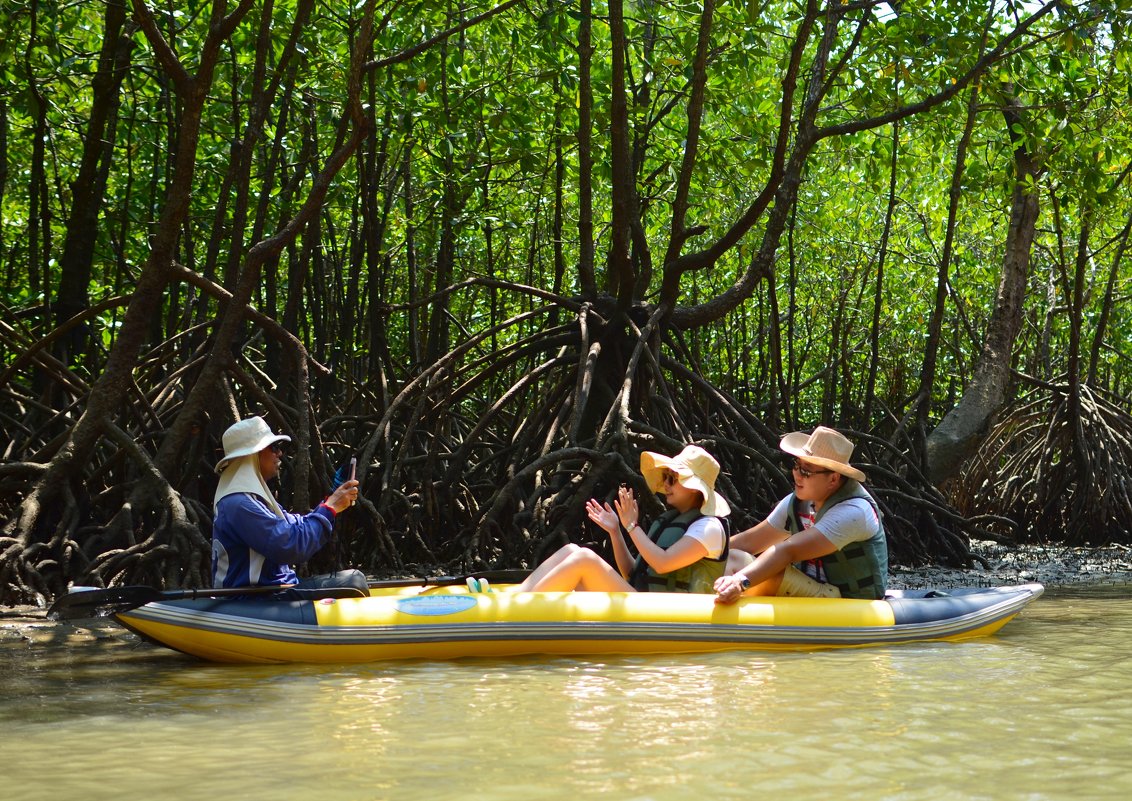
[766, 494, 879, 551]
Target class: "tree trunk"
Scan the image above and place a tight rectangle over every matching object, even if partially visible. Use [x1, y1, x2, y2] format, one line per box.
[575, 0, 596, 299]
[0, 96, 9, 291]
[54, 2, 135, 362]
[0, 0, 257, 602]
[25, 0, 51, 326]
[924, 92, 1040, 485]
[607, 0, 635, 307]
[864, 120, 900, 425]
[913, 80, 979, 450]
[153, 11, 376, 491]
[1087, 209, 1132, 385]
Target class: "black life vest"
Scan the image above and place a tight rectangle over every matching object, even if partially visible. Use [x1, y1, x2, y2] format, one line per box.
[784, 480, 888, 600]
[628, 508, 730, 593]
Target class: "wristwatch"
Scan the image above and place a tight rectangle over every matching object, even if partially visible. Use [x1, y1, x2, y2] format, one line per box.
[738, 576, 751, 591]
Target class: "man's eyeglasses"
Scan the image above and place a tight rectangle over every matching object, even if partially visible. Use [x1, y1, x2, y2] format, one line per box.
[792, 459, 832, 479]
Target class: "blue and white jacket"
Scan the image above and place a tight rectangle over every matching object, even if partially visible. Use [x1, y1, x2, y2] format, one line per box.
[211, 493, 336, 588]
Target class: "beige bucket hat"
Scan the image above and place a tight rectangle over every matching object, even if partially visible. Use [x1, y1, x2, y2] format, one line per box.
[779, 426, 866, 482]
[640, 444, 731, 517]
[214, 416, 291, 473]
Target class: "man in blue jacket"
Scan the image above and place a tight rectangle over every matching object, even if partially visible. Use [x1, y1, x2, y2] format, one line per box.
[212, 416, 367, 595]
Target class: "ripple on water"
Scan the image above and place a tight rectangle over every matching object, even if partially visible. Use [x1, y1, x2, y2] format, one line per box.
[3, 587, 1131, 801]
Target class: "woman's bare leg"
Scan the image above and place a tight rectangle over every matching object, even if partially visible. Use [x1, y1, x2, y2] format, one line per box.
[721, 548, 784, 596]
[726, 549, 753, 576]
[516, 544, 635, 592]
[515, 544, 584, 591]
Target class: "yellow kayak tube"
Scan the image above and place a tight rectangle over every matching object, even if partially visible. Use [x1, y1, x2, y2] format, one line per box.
[114, 583, 1044, 664]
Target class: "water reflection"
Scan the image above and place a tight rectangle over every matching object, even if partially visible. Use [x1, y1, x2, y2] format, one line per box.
[3, 585, 1131, 801]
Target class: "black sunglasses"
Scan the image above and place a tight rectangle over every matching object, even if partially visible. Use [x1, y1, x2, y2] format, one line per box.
[792, 458, 833, 479]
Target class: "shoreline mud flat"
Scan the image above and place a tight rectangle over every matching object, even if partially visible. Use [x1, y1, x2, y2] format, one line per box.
[889, 541, 1132, 590]
[3, 543, 1130, 649]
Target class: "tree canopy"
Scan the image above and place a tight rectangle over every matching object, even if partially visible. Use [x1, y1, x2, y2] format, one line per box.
[2, 0, 1131, 604]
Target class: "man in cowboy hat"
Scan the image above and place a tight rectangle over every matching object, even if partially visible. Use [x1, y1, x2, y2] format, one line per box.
[212, 416, 368, 595]
[714, 426, 887, 603]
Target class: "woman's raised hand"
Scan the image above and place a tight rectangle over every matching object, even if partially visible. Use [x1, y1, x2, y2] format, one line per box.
[614, 485, 639, 532]
[585, 498, 619, 534]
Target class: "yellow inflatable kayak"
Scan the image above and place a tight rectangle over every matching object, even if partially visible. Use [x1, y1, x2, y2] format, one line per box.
[110, 582, 1044, 664]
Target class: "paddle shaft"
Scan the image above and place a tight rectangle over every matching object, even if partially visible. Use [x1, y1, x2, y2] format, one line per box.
[48, 583, 294, 619]
[367, 568, 529, 589]
[49, 569, 531, 618]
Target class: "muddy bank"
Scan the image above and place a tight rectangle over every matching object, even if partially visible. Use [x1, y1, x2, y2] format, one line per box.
[3, 542, 1131, 648]
[889, 541, 1132, 589]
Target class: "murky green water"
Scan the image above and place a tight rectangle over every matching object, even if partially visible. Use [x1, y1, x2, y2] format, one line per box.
[3, 585, 1130, 801]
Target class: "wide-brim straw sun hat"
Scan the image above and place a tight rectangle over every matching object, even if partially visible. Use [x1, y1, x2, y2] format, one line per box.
[640, 444, 731, 517]
[779, 425, 866, 483]
[214, 416, 291, 473]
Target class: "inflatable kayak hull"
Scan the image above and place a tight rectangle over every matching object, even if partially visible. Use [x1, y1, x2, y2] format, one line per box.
[115, 583, 1044, 664]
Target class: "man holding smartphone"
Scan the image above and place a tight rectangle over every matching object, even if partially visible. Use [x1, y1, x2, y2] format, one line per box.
[211, 416, 369, 596]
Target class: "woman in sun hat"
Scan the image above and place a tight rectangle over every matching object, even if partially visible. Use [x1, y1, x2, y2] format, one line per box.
[500, 444, 731, 594]
[212, 416, 368, 596]
[714, 425, 888, 603]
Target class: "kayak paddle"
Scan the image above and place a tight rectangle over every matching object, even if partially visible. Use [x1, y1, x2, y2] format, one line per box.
[366, 568, 530, 589]
[48, 583, 295, 620]
[48, 569, 531, 619]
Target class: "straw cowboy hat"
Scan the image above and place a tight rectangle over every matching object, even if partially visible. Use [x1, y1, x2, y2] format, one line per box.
[214, 416, 291, 473]
[640, 444, 731, 517]
[779, 426, 866, 483]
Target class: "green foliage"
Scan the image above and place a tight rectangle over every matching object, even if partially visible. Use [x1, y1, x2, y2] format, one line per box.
[1, 0, 1130, 445]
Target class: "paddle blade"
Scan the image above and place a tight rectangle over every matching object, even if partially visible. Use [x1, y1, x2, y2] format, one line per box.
[47, 586, 164, 620]
[47, 583, 295, 620]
